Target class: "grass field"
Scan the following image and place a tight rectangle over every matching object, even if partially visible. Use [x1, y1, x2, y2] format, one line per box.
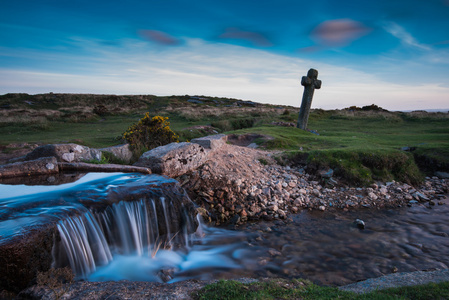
[1, 93, 448, 185]
[194, 279, 449, 300]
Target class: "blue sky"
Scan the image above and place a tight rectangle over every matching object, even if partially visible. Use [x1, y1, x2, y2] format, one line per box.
[1, 0, 448, 110]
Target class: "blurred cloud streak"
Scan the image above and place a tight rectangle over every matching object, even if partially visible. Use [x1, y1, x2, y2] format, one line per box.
[138, 29, 180, 46]
[218, 27, 273, 47]
[311, 19, 371, 47]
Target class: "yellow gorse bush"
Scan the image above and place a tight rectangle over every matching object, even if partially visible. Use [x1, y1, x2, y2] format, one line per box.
[122, 113, 179, 153]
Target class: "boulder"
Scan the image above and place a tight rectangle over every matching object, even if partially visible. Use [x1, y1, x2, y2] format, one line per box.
[0, 157, 59, 179]
[100, 144, 133, 164]
[134, 142, 207, 177]
[25, 144, 102, 163]
[191, 134, 227, 150]
[0, 223, 55, 293]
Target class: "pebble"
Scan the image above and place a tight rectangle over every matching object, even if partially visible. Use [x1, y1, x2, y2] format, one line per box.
[184, 158, 449, 225]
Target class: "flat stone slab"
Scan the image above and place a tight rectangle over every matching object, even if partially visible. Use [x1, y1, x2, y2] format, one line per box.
[25, 144, 102, 163]
[339, 268, 449, 294]
[191, 134, 227, 150]
[58, 162, 151, 174]
[0, 157, 59, 179]
[134, 142, 207, 177]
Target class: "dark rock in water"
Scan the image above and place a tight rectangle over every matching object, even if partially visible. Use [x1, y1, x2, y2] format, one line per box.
[0, 156, 59, 179]
[0, 223, 55, 294]
[19, 279, 212, 300]
[0, 172, 85, 185]
[355, 219, 365, 229]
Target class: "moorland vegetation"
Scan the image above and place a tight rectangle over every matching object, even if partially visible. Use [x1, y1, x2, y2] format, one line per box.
[1, 93, 448, 186]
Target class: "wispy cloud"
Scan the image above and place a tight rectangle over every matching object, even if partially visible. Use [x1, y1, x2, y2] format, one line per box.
[311, 19, 371, 47]
[382, 22, 431, 51]
[218, 27, 273, 47]
[138, 29, 180, 46]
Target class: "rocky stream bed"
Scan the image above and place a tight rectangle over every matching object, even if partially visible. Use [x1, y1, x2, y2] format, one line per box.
[1, 136, 449, 299]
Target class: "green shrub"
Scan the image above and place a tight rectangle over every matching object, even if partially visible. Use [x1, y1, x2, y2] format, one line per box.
[122, 113, 179, 155]
[211, 118, 256, 132]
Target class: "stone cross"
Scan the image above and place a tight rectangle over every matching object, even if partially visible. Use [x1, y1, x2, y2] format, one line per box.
[297, 68, 321, 130]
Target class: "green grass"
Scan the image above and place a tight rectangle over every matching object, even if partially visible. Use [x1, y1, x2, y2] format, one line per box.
[1, 93, 448, 185]
[193, 279, 449, 300]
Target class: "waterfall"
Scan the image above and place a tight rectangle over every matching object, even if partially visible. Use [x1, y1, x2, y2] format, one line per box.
[54, 196, 200, 279]
[56, 211, 112, 276]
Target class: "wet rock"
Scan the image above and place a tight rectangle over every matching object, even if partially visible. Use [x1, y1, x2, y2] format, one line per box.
[0, 223, 55, 293]
[0, 156, 59, 179]
[355, 219, 365, 229]
[415, 192, 429, 201]
[268, 249, 282, 256]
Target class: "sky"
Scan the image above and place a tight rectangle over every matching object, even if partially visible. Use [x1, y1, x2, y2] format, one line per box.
[1, 0, 449, 110]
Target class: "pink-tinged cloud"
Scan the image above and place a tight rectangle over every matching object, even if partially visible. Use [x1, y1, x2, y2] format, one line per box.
[138, 29, 180, 46]
[219, 27, 273, 47]
[297, 45, 323, 53]
[311, 19, 371, 47]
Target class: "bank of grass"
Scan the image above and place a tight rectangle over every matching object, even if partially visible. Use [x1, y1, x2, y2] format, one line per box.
[228, 110, 448, 185]
[193, 279, 449, 300]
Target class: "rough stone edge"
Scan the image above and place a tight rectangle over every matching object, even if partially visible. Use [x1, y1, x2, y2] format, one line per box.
[0, 157, 59, 178]
[58, 162, 151, 174]
[339, 268, 449, 294]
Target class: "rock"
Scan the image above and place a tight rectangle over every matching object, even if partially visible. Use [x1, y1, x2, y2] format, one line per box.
[414, 192, 429, 201]
[58, 162, 150, 174]
[318, 205, 326, 211]
[0, 157, 59, 178]
[379, 187, 388, 195]
[134, 142, 207, 177]
[191, 134, 227, 150]
[355, 219, 365, 229]
[368, 192, 378, 200]
[100, 144, 133, 164]
[0, 223, 55, 293]
[247, 143, 259, 149]
[268, 249, 282, 256]
[25, 143, 102, 163]
[298, 189, 307, 195]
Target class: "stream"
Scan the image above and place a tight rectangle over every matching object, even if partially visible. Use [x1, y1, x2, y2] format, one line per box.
[1, 172, 448, 287]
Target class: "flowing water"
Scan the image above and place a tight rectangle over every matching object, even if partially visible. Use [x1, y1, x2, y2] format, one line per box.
[1, 173, 448, 286]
